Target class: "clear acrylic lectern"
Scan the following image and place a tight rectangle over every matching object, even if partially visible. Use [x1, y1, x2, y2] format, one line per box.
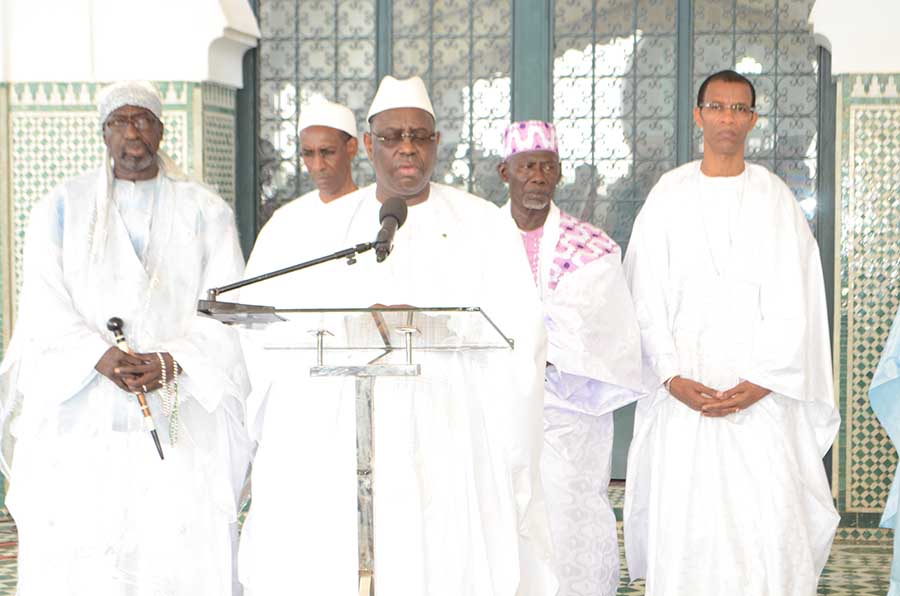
[198, 302, 514, 596]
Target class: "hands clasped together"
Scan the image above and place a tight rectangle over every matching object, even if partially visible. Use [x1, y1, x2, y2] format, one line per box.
[667, 376, 770, 417]
[95, 347, 177, 395]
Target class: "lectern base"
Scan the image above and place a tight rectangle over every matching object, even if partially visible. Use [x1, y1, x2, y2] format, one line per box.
[359, 571, 374, 596]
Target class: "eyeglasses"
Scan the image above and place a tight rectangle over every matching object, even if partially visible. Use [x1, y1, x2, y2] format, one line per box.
[698, 102, 756, 118]
[371, 130, 437, 148]
[104, 113, 160, 131]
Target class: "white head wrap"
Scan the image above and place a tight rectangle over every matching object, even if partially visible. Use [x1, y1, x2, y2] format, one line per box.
[299, 99, 358, 138]
[97, 80, 163, 126]
[367, 76, 435, 122]
[91, 81, 187, 261]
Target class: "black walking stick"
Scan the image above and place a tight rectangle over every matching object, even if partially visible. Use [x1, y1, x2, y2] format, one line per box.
[107, 317, 165, 460]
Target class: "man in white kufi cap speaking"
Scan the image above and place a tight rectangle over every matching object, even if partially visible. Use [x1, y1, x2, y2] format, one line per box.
[237, 76, 557, 596]
[0, 80, 252, 595]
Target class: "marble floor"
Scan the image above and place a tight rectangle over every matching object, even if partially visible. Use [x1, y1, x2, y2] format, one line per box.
[611, 527, 894, 595]
[0, 499, 892, 595]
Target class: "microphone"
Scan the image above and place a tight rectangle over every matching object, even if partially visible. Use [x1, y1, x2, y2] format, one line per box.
[374, 197, 408, 263]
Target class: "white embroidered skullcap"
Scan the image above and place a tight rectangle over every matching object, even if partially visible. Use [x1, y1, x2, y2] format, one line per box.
[367, 75, 435, 122]
[97, 81, 163, 125]
[299, 99, 358, 138]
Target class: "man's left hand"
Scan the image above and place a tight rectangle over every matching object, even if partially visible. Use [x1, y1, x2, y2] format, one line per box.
[701, 380, 770, 417]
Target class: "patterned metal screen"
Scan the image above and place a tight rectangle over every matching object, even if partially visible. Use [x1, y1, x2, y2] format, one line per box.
[392, 0, 512, 203]
[554, 0, 678, 247]
[257, 0, 378, 223]
[553, 0, 820, 246]
[256, 0, 822, 237]
[693, 0, 820, 232]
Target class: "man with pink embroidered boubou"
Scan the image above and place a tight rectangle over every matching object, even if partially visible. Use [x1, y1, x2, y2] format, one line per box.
[497, 120, 643, 596]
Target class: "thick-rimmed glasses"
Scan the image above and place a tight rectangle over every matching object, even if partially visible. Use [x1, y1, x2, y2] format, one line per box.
[698, 102, 756, 118]
[371, 130, 437, 148]
[104, 113, 160, 131]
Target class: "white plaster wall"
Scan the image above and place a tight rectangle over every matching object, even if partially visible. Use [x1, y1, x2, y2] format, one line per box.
[0, 0, 259, 86]
[810, 0, 900, 75]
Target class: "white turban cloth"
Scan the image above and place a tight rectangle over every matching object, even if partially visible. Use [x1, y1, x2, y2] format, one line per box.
[97, 80, 163, 126]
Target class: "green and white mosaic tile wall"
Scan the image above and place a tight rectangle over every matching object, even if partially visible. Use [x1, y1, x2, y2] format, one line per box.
[0, 81, 238, 337]
[202, 83, 238, 205]
[0, 83, 9, 350]
[834, 73, 900, 533]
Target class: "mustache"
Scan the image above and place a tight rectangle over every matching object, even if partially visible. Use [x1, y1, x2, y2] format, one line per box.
[123, 136, 155, 155]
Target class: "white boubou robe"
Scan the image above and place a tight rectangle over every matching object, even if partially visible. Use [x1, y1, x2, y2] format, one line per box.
[501, 201, 643, 596]
[870, 305, 900, 596]
[238, 183, 557, 596]
[237, 188, 363, 441]
[0, 165, 251, 595]
[623, 161, 840, 596]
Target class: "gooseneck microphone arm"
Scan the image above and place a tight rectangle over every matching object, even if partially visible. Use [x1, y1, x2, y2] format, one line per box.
[206, 242, 374, 301]
[205, 197, 409, 301]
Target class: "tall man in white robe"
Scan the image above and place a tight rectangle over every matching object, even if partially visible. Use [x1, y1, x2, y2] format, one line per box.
[0, 81, 251, 595]
[623, 69, 840, 596]
[870, 304, 900, 596]
[497, 120, 643, 596]
[238, 75, 557, 596]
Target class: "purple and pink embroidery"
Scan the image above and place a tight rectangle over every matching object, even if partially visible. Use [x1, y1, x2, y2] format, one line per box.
[502, 120, 559, 159]
[520, 211, 618, 291]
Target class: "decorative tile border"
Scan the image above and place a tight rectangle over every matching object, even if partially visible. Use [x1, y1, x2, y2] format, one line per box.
[835, 74, 900, 515]
[835, 526, 894, 545]
[0, 84, 9, 353]
[202, 82, 237, 112]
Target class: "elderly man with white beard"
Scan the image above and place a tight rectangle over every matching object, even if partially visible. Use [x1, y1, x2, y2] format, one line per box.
[496, 120, 643, 596]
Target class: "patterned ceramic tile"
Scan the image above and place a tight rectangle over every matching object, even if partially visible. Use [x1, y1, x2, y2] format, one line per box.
[202, 83, 237, 206]
[0, 84, 9, 353]
[835, 74, 900, 515]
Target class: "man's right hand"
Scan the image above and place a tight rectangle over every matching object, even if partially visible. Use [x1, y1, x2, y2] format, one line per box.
[95, 347, 149, 393]
[667, 376, 721, 412]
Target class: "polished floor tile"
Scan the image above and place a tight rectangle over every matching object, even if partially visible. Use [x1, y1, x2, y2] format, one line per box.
[0, 505, 892, 595]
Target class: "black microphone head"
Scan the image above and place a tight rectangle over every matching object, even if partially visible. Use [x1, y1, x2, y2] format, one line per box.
[379, 197, 408, 228]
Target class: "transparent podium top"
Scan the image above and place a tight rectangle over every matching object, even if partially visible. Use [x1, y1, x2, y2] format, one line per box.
[198, 301, 514, 351]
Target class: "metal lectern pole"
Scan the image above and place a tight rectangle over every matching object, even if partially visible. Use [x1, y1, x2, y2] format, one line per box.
[356, 376, 375, 596]
[309, 330, 421, 596]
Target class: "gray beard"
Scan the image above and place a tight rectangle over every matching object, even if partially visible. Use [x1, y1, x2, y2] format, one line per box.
[522, 196, 551, 211]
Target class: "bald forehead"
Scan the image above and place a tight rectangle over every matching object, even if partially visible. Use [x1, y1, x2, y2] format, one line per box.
[370, 107, 435, 131]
